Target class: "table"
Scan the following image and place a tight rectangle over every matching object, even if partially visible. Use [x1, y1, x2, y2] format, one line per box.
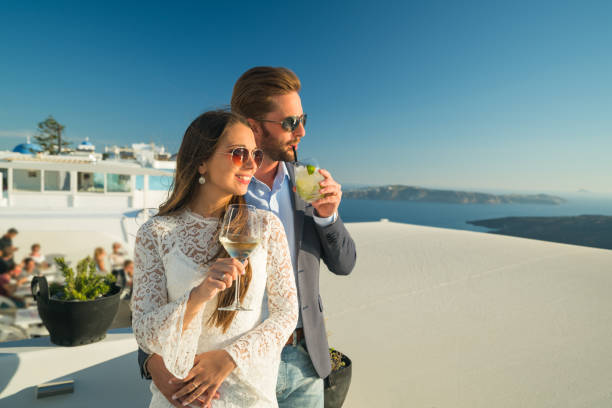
[0, 328, 151, 406]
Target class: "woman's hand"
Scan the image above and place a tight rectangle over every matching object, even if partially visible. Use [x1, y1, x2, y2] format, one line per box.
[148, 354, 220, 408]
[169, 350, 237, 407]
[184, 258, 247, 333]
[193, 258, 246, 303]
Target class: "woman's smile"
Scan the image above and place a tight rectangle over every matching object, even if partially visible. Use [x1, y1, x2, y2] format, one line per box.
[235, 174, 252, 185]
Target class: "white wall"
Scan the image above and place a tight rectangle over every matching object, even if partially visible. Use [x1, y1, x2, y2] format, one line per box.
[10, 193, 71, 209]
[132, 190, 169, 209]
[4, 190, 170, 210]
[13, 169, 41, 192]
[73, 194, 131, 210]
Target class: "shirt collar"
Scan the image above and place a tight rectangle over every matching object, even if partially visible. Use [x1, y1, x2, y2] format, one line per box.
[275, 161, 290, 187]
[250, 161, 290, 194]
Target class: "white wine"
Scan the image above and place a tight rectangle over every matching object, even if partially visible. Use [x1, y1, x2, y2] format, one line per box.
[220, 236, 260, 260]
[218, 204, 260, 312]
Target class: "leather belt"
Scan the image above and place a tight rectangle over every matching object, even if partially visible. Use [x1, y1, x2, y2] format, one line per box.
[285, 328, 304, 347]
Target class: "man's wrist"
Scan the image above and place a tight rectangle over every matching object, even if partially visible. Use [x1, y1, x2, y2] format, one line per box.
[313, 211, 337, 227]
[142, 353, 155, 379]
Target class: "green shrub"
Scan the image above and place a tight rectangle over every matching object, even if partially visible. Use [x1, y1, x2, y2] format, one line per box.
[51, 257, 116, 301]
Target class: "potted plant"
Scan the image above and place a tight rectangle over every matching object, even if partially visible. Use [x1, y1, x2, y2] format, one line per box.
[31, 257, 121, 346]
[324, 347, 352, 408]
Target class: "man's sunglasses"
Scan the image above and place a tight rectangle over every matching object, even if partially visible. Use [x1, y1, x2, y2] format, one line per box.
[257, 114, 307, 132]
[221, 147, 264, 168]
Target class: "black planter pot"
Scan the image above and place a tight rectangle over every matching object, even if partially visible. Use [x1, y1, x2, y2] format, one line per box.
[324, 354, 352, 408]
[31, 276, 121, 346]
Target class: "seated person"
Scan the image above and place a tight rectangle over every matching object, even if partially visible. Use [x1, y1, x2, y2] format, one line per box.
[112, 259, 133, 287]
[0, 248, 16, 275]
[10, 263, 29, 287]
[109, 242, 126, 280]
[93, 247, 108, 274]
[122, 259, 134, 297]
[0, 250, 5, 274]
[29, 243, 49, 269]
[0, 267, 26, 308]
[123, 259, 134, 287]
[21, 257, 39, 278]
[0, 228, 18, 254]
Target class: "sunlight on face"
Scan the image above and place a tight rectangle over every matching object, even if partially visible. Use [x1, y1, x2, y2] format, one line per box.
[204, 123, 258, 196]
[256, 91, 305, 162]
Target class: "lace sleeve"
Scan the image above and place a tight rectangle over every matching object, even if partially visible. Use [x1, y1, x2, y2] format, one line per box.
[131, 219, 206, 379]
[223, 212, 298, 371]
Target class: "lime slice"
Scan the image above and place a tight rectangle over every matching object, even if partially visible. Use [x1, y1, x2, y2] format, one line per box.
[307, 165, 316, 175]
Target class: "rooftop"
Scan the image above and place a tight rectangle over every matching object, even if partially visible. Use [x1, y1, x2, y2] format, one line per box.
[1, 221, 612, 407]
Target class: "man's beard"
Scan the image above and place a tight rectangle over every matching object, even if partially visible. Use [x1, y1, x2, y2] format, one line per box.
[260, 127, 296, 162]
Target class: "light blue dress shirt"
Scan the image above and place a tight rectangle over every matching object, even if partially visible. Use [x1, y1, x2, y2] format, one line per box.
[245, 162, 336, 328]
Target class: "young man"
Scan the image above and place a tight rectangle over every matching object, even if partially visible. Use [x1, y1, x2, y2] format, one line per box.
[0, 228, 18, 254]
[139, 67, 356, 407]
[0, 247, 16, 276]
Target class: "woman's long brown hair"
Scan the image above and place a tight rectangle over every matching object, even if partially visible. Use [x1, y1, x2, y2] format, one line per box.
[158, 110, 253, 333]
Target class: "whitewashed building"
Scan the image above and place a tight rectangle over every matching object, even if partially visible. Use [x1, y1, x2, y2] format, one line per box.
[0, 152, 171, 210]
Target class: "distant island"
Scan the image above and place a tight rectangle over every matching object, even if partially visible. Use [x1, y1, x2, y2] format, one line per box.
[343, 185, 566, 205]
[468, 215, 612, 250]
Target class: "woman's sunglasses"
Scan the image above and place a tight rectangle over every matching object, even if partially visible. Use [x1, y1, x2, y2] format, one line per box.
[221, 147, 264, 168]
[257, 114, 307, 132]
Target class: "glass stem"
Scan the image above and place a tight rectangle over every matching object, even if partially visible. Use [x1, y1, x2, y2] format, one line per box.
[234, 258, 243, 307]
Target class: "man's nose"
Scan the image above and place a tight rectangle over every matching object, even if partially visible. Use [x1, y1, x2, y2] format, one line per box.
[293, 121, 306, 138]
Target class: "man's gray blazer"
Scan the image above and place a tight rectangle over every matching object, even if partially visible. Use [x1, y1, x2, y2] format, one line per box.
[138, 162, 356, 379]
[283, 162, 356, 378]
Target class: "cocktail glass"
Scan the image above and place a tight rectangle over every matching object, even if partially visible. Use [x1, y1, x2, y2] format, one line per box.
[295, 159, 325, 203]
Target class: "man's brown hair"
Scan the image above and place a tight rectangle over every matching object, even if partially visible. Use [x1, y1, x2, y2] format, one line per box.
[231, 66, 301, 119]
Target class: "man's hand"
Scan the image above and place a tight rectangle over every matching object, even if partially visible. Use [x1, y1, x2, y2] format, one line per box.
[147, 354, 219, 408]
[169, 350, 236, 407]
[148, 354, 185, 408]
[312, 168, 342, 218]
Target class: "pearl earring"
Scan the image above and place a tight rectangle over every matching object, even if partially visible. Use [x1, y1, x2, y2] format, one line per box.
[198, 175, 206, 185]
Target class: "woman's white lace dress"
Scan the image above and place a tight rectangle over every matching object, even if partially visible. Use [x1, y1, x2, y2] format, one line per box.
[132, 209, 298, 407]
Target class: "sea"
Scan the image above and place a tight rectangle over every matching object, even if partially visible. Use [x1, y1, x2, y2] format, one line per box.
[338, 196, 612, 232]
[139, 175, 612, 233]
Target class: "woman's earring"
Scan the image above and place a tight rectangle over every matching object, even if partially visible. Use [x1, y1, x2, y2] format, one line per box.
[198, 174, 206, 185]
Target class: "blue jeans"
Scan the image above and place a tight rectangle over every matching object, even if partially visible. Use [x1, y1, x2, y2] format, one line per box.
[276, 338, 324, 408]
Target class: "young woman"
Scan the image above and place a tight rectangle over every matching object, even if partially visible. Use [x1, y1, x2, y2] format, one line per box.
[132, 110, 298, 408]
[93, 247, 108, 274]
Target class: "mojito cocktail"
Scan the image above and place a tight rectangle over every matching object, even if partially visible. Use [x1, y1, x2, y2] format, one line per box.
[295, 161, 325, 203]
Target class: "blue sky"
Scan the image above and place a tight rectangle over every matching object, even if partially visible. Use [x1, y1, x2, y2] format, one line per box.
[1, 0, 611, 193]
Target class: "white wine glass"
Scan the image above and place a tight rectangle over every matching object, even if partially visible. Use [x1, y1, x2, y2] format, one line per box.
[218, 204, 261, 312]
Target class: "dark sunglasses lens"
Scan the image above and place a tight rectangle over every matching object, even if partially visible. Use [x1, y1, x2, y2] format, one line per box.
[281, 115, 307, 131]
[253, 150, 264, 167]
[281, 117, 298, 131]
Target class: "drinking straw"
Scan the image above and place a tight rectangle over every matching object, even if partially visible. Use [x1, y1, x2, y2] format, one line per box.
[292, 145, 298, 162]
